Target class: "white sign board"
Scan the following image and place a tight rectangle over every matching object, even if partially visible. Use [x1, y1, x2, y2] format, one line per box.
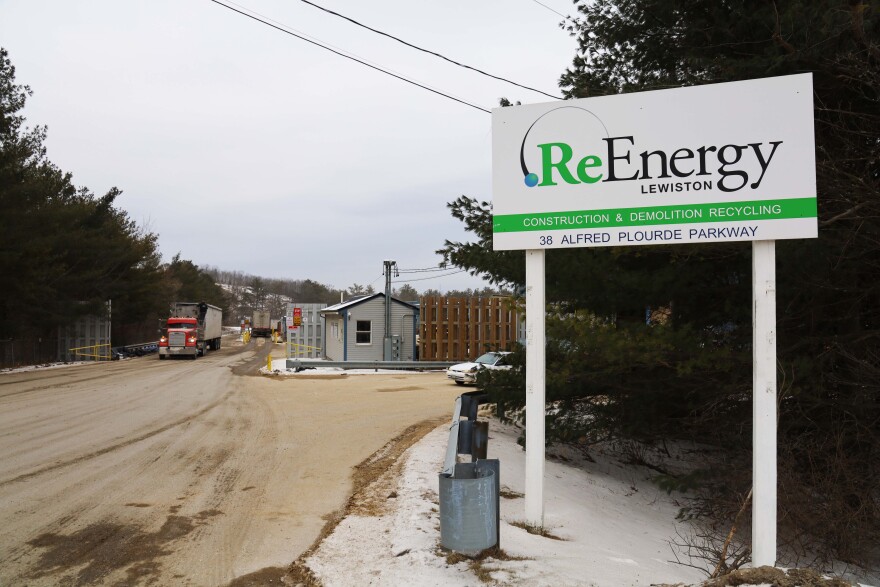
[492, 74, 816, 251]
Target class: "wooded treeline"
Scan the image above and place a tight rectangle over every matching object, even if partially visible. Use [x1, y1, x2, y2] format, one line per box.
[0, 43, 490, 353]
[0, 48, 228, 346]
[204, 266, 507, 325]
[441, 0, 878, 569]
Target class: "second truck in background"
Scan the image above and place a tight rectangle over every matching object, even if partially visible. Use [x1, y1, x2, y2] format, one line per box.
[251, 310, 272, 338]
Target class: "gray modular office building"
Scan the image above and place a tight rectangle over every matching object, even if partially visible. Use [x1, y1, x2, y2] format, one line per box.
[320, 294, 418, 361]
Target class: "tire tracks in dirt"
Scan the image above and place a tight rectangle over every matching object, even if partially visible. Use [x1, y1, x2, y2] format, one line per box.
[227, 416, 449, 587]
[0, 387, 235, 488]
[0, 341, 266, 585]
[1, 351, 462, 586]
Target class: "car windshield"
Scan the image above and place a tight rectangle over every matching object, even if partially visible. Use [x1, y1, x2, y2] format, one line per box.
[168, 321, 196, 329]
[474, 353, 500, 365]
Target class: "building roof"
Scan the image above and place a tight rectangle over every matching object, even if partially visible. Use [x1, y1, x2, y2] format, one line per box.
[320, 293, 416, 315]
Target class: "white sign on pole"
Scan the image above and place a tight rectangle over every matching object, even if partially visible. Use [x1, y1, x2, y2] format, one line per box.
[492, 75, 817, 566]
[492, 74, 816, 251]
[752, 240, 778, 566]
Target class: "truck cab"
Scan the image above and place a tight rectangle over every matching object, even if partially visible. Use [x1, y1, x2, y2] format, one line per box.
[158, 301, 223, 360]
[158, 317, 200, 359]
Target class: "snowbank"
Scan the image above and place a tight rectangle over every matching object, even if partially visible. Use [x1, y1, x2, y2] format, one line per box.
[303, 417, 878, 586]
[305, 419, 712, 586]
[260, 358, 445, 377]
[0, 361, 91, 374]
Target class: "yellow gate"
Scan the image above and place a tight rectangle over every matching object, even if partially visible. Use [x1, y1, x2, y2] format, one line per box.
[68, 343, 111, 361]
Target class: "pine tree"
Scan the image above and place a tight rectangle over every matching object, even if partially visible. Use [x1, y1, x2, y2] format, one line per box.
[1, 47, 166, 339]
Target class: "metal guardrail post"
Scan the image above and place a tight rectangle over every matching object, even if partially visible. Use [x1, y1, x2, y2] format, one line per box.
[460, 391, 487, 421]
[439, 391, 500, 554]
[439, 463, 498, 555]
[472, 422, 489, 460]
[442, 397, 462, 476]
[476, 458, 501, 551]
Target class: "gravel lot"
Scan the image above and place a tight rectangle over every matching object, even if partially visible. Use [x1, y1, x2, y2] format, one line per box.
[0, 338, 461, 586]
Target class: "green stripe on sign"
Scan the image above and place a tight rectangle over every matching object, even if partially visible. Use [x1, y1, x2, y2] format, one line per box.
[492, 197, 817, 233]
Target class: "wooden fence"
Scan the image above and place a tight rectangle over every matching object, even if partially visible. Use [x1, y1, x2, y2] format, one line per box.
[419, 296, 523, 362]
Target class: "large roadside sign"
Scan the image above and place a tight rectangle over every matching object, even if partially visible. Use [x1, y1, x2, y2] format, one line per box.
[492, 74, 816, 251]
[500, 74, 817, 567]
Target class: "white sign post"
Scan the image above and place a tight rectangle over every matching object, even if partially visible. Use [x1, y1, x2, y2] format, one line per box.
[524, 249, 546, 523]
[492, 75, 816, 560]
[752, 240, 777, 565]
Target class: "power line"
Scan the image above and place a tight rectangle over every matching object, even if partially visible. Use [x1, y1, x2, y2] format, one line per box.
[220, 0, 472, 102]
[393, 269, 466, 283]
[365, 264, 450, 286]
[221, 0, 386, 61]
[297, 0, 563, 100]
[365, 265, 456, 285]
[528, 0, 569, 20]
[397, 266, 452, 274]
[207, 0, 491, 114]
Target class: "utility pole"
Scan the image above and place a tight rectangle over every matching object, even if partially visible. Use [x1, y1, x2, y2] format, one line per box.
[383, 260, 398, 360]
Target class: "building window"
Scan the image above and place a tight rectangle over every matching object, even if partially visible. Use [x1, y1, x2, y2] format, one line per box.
[331, 322, 339, 341]
[356, 320, 371, 344]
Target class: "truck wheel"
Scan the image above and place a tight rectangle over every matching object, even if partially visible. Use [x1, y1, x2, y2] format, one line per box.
[191, 354, 197, 360]
[159, 355, 166, 360]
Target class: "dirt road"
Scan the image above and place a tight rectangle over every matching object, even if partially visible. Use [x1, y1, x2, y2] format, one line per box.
[0, 338, 462, 586]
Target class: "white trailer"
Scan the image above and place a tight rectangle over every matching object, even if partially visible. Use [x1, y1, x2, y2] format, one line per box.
[252, 310, 272, 338]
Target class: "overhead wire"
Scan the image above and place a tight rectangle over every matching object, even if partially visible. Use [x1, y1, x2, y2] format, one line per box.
[220, 0, 389, 64]
[219, 0, 478, 105]
[296, 0, 563, 100]
[397, 266, 453, 274]
[207, 0, 491, 113]
[528, 0, 570, 20]
[393, 269, 466, 283]
[364, 265, 464, 286]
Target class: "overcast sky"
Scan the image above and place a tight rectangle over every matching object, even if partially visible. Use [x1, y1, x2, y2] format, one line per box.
[1, 0, 578, 292]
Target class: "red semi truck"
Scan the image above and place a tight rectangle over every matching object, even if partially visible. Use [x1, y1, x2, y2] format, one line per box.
[158, 302, 223, 360]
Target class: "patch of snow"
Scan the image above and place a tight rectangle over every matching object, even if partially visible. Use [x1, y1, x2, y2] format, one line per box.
[260, 359, 446, 377]
[305, 417, 879, 586]
[305, 419, 712, 586]
[0, 361, 92, 375]
[259, 366, 445, 376]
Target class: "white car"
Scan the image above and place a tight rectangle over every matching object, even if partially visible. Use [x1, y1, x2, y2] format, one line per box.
[446, 351, 513, 385]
